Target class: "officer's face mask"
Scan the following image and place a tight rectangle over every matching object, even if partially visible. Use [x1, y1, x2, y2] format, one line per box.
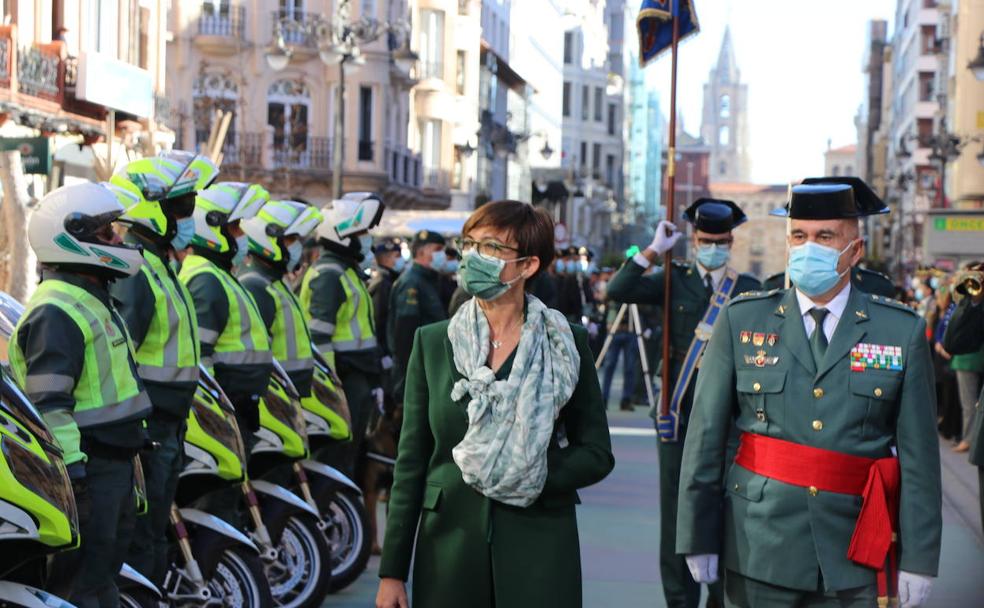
[445, 259, 460, 274]
[231, 234, 249, 267]
[170, 216, 196, 251]
[393, 256, 407, 273]
[286, 240, 304, 271]
[460, 250, 529, 301]
[787, 239, 858, 298]
[555, 259, 565, 273]
[696, 243, 731, 270]
[430, 249, 447, 272]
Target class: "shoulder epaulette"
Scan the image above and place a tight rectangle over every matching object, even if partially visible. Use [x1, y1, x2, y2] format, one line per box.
[868, 294, 916, 313]
[731, 288, 783, 303]
[671, 260, 690, 268]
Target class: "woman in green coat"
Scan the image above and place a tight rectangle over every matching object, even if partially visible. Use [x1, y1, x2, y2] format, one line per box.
[376, 201, 615, 608]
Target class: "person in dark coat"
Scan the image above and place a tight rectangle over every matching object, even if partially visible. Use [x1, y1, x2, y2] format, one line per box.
[368, 239, 404, 375]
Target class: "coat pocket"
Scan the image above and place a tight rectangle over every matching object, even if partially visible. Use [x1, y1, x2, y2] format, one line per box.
[848, 372, 901, 401]
[736, 369, 786, 432]
[422, 484, 443, 511]
[725, 463, 767, 502]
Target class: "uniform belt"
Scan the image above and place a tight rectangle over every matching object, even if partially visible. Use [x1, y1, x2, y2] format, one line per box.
[734, 432, 901, 604]
[80, 439, 139, 461]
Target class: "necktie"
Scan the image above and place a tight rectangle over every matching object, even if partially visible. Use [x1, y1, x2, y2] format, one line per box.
[808, 308, 829, 366]
[704, 273, 715, 299]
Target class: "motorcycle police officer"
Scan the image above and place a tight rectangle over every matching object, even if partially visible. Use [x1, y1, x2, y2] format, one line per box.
[109, 151, 218, 586]
[8, 182, 152, 608]
[368, 239, 405, 377]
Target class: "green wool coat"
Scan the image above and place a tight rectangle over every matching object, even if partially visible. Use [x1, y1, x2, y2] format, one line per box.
[677, 286, 942, 592]
[378, 321, 615, 608]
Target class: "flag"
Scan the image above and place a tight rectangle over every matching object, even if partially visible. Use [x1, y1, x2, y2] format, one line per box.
[637, 0, 700, 66]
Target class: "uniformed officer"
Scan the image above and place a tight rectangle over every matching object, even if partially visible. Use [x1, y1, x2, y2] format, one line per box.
[678, 179, 941, 607]
[942, 264, 984, 530]
[300, 193, 385, 474]
[179, 182, 273, 448]
[388, 229, 449, 397]
[108, 151, 218, 585]
[9, 182, 152, 608]
[239, 199, 324, 398]
[607, 198, 760, 608]
[368, 239, 405, 376]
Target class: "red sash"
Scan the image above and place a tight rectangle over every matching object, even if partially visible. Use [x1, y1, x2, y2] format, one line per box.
[734, 432, 901, 603]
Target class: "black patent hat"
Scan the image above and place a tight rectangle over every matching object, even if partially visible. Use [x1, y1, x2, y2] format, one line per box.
[411, 230, 446, 247]
[770, 176, 889, 219]
[683, 198, 748, 234]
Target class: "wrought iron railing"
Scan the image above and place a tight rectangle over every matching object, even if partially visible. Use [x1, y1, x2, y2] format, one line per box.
[272, 10, 317, 46]
[385, 145, 422, 187]
[199, 5, 246, 38]
[422, 167, 450, 190]
[0, 36, 11, 87]
[271, 136, 331, 170]
[358, 140, 374, 162]
[17, 45, 61, 101]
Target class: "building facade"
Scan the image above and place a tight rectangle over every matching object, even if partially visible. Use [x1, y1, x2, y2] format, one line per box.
[708, 182, 788, 280]
[701, 27, 750, 184]
[824, 143, 857, 177]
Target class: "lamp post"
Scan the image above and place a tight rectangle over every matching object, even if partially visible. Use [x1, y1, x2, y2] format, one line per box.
[264, 0, 414, 199]
[896, 118, 983, 208]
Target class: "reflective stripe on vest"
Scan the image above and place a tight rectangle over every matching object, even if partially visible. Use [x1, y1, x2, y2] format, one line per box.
[135, 250, 201, 384]
[9, 280, 151, 429]
[178, 255, 272, 367]
[299, 260, 375, 353]
[239, 272, 313, 373]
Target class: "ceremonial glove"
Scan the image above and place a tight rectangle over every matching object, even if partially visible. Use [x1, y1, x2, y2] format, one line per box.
[642, 328, 653, 340]
[685, 554, 719, 584]
[380, 355, 394, 371]
[371, 388, 386, 414]
[588, 322, 599, 338]
[646, 220, 684, 256]
[898, 571, 933, 607]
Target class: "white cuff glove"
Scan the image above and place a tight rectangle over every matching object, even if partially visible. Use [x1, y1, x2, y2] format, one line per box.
[588, 322, 599, 338]
[898, 571, 933, 607]
[381, 355, 394, 371]
[647, 220, 683, 256]
[371, 388, 385, 414]
[685, 554, 719, 584]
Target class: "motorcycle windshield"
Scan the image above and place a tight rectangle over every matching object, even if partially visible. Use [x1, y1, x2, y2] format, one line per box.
[0, 290, 25, 366]
[189, 371, 248, 474]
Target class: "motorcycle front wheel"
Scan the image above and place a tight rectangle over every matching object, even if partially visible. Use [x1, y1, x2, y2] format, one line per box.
[266, 513, 332, 608]
[323, 488, 372, 592]
[167, 546, 273, 608]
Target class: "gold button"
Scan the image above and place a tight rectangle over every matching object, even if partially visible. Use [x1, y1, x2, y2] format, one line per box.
[808, 486, 819, 497]
[812, 420, 823, 431]
[813, 387, 824, 399]
[874, 388, 883, 397]
[753, 382, 762, 392]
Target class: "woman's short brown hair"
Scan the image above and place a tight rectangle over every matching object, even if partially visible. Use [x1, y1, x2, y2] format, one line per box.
[462, 200, 555, 280]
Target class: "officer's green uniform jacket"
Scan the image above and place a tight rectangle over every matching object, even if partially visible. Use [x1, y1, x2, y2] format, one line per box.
[379, 322, 614, 608]
[942, 298, 984, 467]
[239, 259, 314, 397]
[111, 234, 200, 419]
[387, 262, 447, 385]
[300, 250, 379, 374]
[677, 285, 942, 591]
[764, 266, 897, 299]
[180, 251, 273, 400]
[10, 271, 151, 468]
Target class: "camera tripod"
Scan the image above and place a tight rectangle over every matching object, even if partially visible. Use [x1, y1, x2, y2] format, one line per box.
[593, 302, 658, 414]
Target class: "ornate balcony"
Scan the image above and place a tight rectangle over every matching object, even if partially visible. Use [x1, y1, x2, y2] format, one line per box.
[195, 5, 247, 56]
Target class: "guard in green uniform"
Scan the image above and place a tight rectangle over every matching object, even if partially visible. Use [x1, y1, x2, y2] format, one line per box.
[677, 179, 941, 607]
[942, 266, 984, 530]
[369, 240, 405, 373]
[179, 182, 273, 446]
[388, 229, 449, 397]
[9, 182, 152, 608]
[606, 198, 760, 608]
[109, 151, 218, 585]
[239, 199, 324, 397]
[300, 192, 385, 474]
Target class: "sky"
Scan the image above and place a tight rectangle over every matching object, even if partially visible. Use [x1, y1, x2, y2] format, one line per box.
[638, 0, 896, 184]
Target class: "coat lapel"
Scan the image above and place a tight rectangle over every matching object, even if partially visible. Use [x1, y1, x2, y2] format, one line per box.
[816, 288, 869, 381]
[776, 288, 816, 375]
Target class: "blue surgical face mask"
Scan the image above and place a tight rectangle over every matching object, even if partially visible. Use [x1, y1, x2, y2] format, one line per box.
[444, 259, 460, 274]
[393, 256, 407, 273]
[565, 260, 579, 274]
[696, 243, 731, 270]
[914, 288, 925, 302]
[430, 250, 447, 272]
[555, 259, 565, 273]
[170, 216, 195, 251]
[232, 234, 249, 266]
[286, 240, 303, 271]
[787, 240, 856, 297]
[929, 277, 940, 290]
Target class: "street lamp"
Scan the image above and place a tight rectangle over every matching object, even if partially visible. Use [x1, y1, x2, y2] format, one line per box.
[968, 33, 984, 81]
[264, 0, 413, 199]
[540, 140, 554, 161]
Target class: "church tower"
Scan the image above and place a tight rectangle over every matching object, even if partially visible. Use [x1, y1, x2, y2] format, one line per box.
[701, 27, 750, 183]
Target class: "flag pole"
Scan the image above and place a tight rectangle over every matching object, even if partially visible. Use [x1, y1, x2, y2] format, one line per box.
[659, 2, 681, 419]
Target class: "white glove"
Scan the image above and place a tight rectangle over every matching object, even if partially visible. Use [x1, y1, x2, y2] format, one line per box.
[588, 322, 599, 338]
[381, 355, 394, 371]
[647, 220, 684, 256]
[898, 571, 933, 607]
[685, 554, 719, 584]
[371, 388, 385, 414]
[642, 328, 653, 340]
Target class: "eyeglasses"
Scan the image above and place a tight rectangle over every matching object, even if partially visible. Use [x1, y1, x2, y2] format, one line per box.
[456, 237, 522, 260]
[696, 238, 733, 249]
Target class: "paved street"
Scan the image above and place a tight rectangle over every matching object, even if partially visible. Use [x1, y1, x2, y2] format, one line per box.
[326, 407, 984, 607]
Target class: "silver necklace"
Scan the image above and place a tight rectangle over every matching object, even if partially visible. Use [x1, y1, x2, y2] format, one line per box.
[489, 318, 521, 349]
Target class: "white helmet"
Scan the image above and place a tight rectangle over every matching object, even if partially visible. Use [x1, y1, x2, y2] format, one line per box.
[29, 182, 144, 278]
[315, 192, 385, 246]
[190, 182, 269, 255]
[242, 199, 323, 267]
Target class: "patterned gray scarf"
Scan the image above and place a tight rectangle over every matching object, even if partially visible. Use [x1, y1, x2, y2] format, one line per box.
[448, 294, 580, 507]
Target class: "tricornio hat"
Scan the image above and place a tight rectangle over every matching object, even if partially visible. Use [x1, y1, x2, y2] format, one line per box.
[683, 198, 748, 234]
[411, 230, 446, 247]
[770, 176, 889, 219]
